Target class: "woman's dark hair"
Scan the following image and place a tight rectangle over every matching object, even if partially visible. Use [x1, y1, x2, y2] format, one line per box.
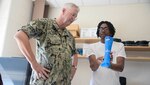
[96, 21, 116, 37]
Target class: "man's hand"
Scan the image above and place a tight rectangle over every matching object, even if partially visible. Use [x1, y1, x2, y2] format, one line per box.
[70, 65, 77, 80]
[31, 62, 50, 80]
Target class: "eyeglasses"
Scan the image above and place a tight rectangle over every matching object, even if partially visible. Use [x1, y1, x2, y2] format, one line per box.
[99, 27, 109, 31]
[67, 10, 78, 20]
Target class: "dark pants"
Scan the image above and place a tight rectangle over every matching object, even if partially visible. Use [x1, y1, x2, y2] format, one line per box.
[120, 76, 126, 85]
[0, 74, 3, 85]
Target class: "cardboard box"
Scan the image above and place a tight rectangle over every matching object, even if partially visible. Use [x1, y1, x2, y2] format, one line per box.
[69, 30, 79, 38]
[66, 24, 80, 38]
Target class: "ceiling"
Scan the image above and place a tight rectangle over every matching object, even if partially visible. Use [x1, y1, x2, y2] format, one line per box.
[46, 0, 150, 7]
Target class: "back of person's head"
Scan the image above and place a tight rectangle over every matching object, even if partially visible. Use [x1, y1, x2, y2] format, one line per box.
[63, 3, 80, 12]
[96, 21, 116, 37]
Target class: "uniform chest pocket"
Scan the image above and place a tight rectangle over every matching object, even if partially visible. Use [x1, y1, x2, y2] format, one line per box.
[49, 35, 61, 45]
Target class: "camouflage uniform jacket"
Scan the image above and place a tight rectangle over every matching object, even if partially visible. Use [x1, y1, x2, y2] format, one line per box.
[20, 18, 77, 85]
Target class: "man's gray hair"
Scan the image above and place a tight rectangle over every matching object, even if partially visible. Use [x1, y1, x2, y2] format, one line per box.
[63, 3, 80, 11]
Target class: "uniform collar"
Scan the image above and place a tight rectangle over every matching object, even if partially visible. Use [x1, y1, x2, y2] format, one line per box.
[52, 19, 68, 37]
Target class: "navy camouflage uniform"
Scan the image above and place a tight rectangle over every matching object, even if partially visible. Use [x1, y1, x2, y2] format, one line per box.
[20, 18, 77, 85]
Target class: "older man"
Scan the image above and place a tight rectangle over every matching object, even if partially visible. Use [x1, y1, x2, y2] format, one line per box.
[14, 3, 79, 85]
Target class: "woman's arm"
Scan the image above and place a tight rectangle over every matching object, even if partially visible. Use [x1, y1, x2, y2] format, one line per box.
[89, 55, 103, 71]
[110, 57, 125, 72]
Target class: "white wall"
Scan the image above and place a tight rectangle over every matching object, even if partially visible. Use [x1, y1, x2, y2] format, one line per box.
[48, 3, 150, 41]
[121, 61, 150, 85]
[0, 0, 12, 56]
[0, 0, 33, 57]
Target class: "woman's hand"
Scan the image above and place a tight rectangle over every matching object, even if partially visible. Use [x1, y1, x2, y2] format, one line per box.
[97, 56, 104, 64]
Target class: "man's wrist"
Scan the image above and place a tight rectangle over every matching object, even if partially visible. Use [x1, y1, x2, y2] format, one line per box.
[72, 65, 77, 69]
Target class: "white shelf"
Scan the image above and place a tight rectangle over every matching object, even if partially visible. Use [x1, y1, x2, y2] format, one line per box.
[75, 38, 150, 61]
[75, 38, 150, 51]
[77, 54, 150, 61]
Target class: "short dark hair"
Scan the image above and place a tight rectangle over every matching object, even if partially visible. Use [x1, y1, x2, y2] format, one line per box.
[96, 21, 116, 37]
